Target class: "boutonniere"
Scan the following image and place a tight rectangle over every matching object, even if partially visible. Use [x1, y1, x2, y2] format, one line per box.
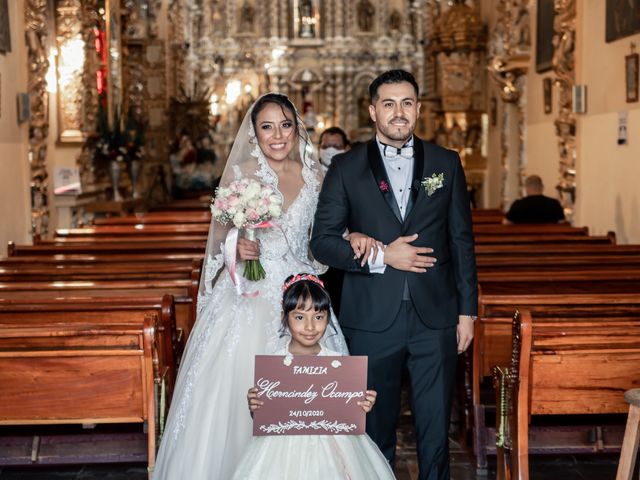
[378, 180, 390, 193]
[421, 173, 445, 196]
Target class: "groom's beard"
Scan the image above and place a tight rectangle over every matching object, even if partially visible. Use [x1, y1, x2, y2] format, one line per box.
[377, 116, 416, 143]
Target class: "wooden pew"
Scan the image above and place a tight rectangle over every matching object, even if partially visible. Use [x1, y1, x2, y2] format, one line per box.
[473, 224, 588, 236]
[493, 309, 640, 480]
[8, 241, 206, 257]
[471, 290, 640, 471]
[0, 252, 201, 266]
[0, 270, 201, 342]
[55, 224, 210, 237]
[476, 253, 640, 270]
[0, 294, 181, 384]
[0, 262, 196, 282]
[473, 234, 615, 245]
[92, 211, 211, 225]
[0, 308, 165, 476]
[475, 241, 640, 256]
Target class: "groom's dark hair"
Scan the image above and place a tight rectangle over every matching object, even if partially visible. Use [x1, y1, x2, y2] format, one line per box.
[369, 69, 419, 103]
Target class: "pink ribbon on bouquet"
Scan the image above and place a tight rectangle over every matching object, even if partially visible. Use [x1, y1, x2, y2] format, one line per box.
[224, 221, 274, 298]
[224, 220, 315, 298]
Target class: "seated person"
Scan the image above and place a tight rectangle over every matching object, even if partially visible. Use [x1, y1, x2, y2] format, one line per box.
[504, 175, 565, 224]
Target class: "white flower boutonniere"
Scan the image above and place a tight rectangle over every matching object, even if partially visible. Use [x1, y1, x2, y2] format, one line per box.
[421, 173, 445, 196]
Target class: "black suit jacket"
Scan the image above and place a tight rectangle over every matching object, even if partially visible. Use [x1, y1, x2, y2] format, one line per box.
[310, 137, 478, 332]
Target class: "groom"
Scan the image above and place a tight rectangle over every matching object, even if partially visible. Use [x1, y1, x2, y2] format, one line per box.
[310, 70, 477, 479]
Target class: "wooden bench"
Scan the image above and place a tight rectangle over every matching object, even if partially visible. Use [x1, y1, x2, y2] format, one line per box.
[0, 274, 200, 342]
[55, 224, 210, 237]
[473, 234, 615, 245]
[92, 211, 211, 225]
[0, 294, 181, 386]
[471, 289, 640, 471]
[0, 308, 165, 476]
[473, 224, 588, 236]
[493, 309, 640, 480]
[474, 242, 640, 256]
[8, 241, 206, 257]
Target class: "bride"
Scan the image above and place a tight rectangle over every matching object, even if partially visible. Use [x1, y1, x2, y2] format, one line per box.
[153, 93, 351, 479]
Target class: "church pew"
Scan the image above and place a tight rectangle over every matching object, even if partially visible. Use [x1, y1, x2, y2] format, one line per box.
[473, 234, 614, 245]
[8, 240, 206, 256]
[474, 242, 640, 256]
[493, 309, 640, 480]
[148, 199, 210, 211]
[0, 252, 201, 266]
[476, 253, 640, 270]
[0, 274, 200, 342]
[0, 294, 179, 400]
[55, 223, 210, 237]
[473, 224, 588, 236]
[46, 235, 208, 244]
[0, 312, 163, 474]
[471, 291, 640, 471]
[0, 261, 196, 282]
[472, 209, 505, 224]
[92, 211, 211, 225]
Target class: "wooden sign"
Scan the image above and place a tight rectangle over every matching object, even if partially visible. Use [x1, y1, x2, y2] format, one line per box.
[253, 355, 367, 436]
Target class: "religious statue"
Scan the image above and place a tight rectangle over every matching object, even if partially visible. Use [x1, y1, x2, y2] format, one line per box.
[238, 1, 255, 33]
[357, 0, 375, 32]
[389, 9, 402, 33]
[298, 0, 315, 38]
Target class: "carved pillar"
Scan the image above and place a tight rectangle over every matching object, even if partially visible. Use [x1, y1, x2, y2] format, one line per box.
[486, 0, 531, 209]
[25, 0, 51, 237]
[552, 0, 576, 220]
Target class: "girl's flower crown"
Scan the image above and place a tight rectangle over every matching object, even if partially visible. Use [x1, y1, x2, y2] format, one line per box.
[282, 273, 325, 292]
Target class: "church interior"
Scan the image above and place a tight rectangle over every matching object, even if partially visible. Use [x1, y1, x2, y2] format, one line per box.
[0, 0, 639, 479]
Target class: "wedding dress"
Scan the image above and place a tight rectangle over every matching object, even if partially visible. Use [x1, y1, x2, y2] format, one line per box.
[153, 95, 347, 480]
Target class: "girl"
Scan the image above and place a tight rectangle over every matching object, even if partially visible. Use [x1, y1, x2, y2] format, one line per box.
[232, 273, 396, 480]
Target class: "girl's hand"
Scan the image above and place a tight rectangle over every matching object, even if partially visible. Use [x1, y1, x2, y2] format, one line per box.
[247, 387, 264, 413]
[237, 237, 260, 260]
[357, 390, 377, 413]
[347, 232, 384, 267]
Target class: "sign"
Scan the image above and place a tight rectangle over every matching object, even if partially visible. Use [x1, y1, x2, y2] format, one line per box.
[253, 355, 367, 436]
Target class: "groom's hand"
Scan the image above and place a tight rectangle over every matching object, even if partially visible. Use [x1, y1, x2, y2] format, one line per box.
[457, 315, 474, 353]
[384, 234, 436, 272]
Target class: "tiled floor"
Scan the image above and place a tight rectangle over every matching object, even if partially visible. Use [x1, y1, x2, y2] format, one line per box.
[0, 433, 632, 479]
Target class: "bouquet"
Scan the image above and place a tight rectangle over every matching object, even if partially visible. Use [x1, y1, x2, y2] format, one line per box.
[211, 178, 283, 281]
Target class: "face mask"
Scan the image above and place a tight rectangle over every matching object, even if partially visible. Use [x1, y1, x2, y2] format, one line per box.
[319, 147, 345, 167]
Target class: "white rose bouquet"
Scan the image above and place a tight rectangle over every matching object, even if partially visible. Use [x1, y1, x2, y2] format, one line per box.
[211, 178, 283, 281]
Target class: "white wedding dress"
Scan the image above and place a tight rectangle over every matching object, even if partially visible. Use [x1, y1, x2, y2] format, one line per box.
[153, 149, 347, 479]
[231, 343, 396, 480]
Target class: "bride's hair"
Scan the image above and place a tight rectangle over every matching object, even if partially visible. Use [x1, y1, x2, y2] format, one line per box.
[280, 274, 337, 336]
[250, 93, 299, 135]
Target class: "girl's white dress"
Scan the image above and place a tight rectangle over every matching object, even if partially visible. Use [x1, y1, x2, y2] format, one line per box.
[231, 344, 396, 480]
[153, 158, 347, 479]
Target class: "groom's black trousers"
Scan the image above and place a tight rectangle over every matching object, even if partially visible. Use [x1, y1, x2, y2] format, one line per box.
[343, 301, 457, 480]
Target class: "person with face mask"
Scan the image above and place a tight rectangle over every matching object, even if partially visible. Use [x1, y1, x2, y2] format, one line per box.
[318, 126, 351, 170]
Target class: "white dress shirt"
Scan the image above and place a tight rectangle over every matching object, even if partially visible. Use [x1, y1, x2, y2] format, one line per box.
[366, 136, 415, 274]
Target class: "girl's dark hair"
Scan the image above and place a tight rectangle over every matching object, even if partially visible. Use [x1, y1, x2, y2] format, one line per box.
[281, 274, 333, 333]
[250, 93, 299, 134]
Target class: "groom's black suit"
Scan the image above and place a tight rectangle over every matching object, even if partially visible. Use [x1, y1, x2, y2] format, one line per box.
[310, 137, 477, 479]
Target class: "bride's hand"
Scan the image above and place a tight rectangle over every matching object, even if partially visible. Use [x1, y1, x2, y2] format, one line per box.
[237, 237, 260, 260]
[347, 232, 384, 267]
[247, 387, 263, 414]
[357, 390, 377, 413]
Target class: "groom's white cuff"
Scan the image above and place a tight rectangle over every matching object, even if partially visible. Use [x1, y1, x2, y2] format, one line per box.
[368, 246, 386, 274]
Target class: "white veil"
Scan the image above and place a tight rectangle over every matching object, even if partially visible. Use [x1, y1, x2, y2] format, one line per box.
[197, 94, 313, 307]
